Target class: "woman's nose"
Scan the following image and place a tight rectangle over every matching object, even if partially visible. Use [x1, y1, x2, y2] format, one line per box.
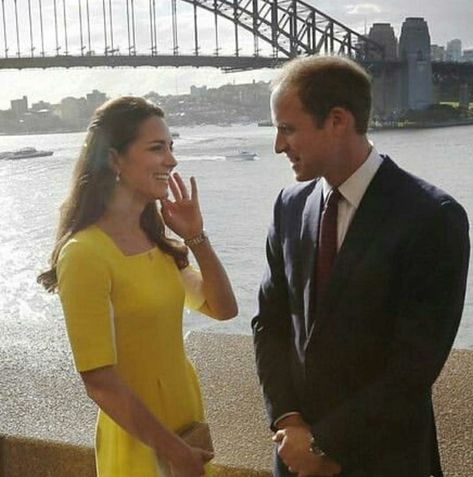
[167, 150, 178, 167]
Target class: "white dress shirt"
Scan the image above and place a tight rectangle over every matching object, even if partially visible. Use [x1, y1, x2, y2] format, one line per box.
[274, 147, 383, 428]
[321, 147, 383, 250]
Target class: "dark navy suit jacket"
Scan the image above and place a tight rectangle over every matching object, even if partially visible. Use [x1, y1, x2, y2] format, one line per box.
[252, 157, 470, 476]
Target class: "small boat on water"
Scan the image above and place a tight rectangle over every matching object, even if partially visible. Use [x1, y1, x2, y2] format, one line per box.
[225, 150, 259, 161]
[0, 147, 54, 160]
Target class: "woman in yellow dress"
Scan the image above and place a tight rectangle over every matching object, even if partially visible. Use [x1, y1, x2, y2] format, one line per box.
[38, 96, 238, 477]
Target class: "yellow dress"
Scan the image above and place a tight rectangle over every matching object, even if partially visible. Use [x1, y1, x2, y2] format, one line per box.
[57, 225, 209, 477]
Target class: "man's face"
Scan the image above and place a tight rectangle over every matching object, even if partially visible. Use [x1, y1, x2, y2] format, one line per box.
[270, 85, 334, 181]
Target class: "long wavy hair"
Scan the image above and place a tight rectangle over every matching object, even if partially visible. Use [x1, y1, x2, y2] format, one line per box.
[38, 96, 188, 292]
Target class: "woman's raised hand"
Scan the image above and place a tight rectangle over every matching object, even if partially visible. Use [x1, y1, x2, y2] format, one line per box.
[160, 172, 204, 241]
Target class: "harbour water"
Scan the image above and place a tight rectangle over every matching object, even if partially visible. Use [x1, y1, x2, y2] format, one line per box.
[0, 123, 472, 348]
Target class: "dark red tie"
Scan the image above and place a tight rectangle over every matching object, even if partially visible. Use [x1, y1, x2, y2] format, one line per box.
[315, 188, 341, 303]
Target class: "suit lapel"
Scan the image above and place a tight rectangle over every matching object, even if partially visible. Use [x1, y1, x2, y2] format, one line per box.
[300, 180, 323, 336]
[306, 157, 399, 343]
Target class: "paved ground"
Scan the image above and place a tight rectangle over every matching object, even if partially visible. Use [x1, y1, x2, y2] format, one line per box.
[185, 332, 273, 474]
[433, 349, 473, 476]
[0, 321, 472, 476]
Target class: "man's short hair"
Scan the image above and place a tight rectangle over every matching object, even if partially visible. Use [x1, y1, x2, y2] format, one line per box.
[272, 55, 372, 134]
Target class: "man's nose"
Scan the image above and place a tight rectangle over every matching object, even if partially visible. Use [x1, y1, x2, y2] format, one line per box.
[274, 131, 287, 154]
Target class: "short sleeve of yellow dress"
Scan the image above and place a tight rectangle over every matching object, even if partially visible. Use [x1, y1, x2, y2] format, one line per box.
[57, 226, 211, 477]
[57, 237, 116, 371]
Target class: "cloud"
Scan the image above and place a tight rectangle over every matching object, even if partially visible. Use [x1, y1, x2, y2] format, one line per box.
[346, 4, 382, 15]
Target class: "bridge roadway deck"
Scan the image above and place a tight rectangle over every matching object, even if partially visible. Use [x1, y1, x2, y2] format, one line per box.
[0, 54, 287, 71]
[2, 55, 471, 82]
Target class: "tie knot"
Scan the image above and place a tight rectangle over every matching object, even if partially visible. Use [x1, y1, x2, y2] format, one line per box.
[325, 188, 341, 210]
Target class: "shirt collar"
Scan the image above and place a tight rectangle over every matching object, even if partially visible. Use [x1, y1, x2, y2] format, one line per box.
[322, 146, 383, 208]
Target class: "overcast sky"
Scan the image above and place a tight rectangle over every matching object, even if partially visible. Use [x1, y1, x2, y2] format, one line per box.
[0, 0, 471, 109]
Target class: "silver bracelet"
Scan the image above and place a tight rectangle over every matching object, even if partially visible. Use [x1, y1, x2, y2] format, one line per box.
[184, 230, 208, 247]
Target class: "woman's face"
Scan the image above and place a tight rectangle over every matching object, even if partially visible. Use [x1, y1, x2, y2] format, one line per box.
[114, 115, 177, 202]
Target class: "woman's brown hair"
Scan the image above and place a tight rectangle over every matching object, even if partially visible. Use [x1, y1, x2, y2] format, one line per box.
[38, 96, 188, 292]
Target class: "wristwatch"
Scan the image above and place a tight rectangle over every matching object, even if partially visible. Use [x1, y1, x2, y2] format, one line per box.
[309, 435, 326, 457]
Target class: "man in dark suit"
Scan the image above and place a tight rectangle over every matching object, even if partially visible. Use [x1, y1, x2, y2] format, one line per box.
[252, 55, 470, 477]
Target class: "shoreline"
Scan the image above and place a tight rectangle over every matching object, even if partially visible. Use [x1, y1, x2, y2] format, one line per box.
[2, 118, 473, 137]
[369, 118, 473, 131]
[257, 119, 473, 130]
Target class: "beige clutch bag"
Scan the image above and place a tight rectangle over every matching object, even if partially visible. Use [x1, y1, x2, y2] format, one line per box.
[178, 421, 214, 453]
[159, 422, 214, 477]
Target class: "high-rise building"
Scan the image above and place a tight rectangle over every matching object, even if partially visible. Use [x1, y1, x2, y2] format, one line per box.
[11, 96, 28, 117]
[462, 49, 473, 62]
[86, 90, 107, 113]
[431, 45, 446, 62]
[31, 100, 52, 112]
[60, 97, 88, 127]
[446, 39, 462, 62]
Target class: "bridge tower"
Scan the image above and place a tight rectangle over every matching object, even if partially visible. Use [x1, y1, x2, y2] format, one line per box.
[399, 18, 433, 110]
[368, 23, 401, 118]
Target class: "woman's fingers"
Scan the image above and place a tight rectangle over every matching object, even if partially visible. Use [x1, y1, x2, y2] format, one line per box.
[169, 174, 182, 201]
[173, 172, 189, 200]
[160, 198, 177, 218]
[190, 176, 198, 202]
[168, 172, 198, 205]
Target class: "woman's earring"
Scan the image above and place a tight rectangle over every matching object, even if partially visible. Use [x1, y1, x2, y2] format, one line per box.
[116, 171, 121, 183]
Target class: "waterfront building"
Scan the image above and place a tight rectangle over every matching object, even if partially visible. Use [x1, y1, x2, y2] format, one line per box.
[86, 90, 107, 114]
[59, 97, 88, 129]
[446, 39, 462, 62]
[431, 45, 446, 62]
[10, 96, 28, 117]
[462, 49, 473, 63]
[31, 100, 52, 112]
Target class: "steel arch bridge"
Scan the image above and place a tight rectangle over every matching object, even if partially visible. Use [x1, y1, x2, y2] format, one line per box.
[0, 0, 384, 70]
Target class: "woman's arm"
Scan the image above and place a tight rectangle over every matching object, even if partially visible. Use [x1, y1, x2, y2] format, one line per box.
[188, 237, 238, 320]
[80, 365, 213, 477]
[161, 172, 238, 320]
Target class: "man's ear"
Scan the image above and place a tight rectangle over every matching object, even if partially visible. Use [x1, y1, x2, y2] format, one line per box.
[328, 107, 352, 132]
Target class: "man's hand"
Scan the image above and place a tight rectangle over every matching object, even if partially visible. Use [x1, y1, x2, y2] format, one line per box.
[273, 426, 341, 477]
[275, 413, 311, 430]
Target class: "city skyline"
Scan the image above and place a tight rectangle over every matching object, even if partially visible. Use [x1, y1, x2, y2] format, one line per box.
[0, 0, 472, 109]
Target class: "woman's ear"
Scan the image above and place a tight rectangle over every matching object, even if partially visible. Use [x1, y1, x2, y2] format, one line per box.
[108, 148, 120, 175]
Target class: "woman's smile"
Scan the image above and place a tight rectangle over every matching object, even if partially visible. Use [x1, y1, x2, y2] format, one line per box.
[153, 172, 170, 182]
